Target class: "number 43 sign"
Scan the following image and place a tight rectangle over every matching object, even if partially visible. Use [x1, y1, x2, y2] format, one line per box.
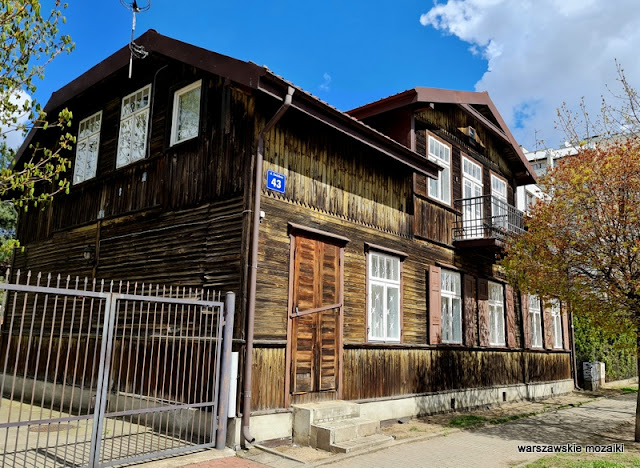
[266, 170, 286, 194]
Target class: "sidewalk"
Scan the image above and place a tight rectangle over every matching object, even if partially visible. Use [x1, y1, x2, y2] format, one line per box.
[180, 387, 639, 468]
[316, 393, 639, 468]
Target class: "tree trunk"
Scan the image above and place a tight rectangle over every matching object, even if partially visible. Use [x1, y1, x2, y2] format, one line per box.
[635, 329, 640, 442]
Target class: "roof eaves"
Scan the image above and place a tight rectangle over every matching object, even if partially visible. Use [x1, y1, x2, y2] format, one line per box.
[17, 30, 440, 180]
[258, 74, 441, 179]
[347, 89, 419, 120]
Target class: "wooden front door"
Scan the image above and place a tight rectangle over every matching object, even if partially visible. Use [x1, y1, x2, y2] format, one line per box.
[287, 234, 343, 405]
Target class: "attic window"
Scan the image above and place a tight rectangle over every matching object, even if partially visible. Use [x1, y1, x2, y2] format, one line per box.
[117, 84, 151, 168]
[171, 80, 202, 146]
[73, 111, 102, 184]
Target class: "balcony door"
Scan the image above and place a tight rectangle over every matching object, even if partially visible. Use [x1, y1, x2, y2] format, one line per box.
[491, 174, 508, 231]
[462, 156, 483, 239]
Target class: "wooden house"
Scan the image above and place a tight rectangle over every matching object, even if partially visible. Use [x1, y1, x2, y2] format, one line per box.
[12, 30, 573, 446]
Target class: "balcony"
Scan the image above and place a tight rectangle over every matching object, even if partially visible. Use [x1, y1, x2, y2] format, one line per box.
[452, 195, 524, 250]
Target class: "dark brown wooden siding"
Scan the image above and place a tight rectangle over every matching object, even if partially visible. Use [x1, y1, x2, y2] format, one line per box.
[251, 192, 572, 410]
[14, 197, 244, 291]
[260, 110, 414, 238]
[342, 348, 571, 401]
[249, 345, 571, 411]
[256, 195, 456, 345]
[414, 196, 456, 245]
[18, 63, 255, 244]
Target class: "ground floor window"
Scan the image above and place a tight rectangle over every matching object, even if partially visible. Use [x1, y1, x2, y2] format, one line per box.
[488, 281, 505, 345]
[441, 269, 462, 344]
[529, 295, 543, 348]
[551, 299, 563, 348]
[368, 252, 401, 342]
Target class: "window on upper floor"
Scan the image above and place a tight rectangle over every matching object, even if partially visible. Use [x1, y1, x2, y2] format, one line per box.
[73, 111, 102, 184]
[117, 84, 151, 168]
[427, 135, 451, 205]
[461, 156, 483, 239]
[171, 80, 202, 146]
[529, 295, 543, 348]
[525, 191, 537, 211]
[441, 269, 462, 344]
[368, 251, 401, 342]
[488, 281, 505, 346]
[491, 174, 508, 230]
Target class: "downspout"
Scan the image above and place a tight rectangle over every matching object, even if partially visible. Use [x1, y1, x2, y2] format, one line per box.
[242, 86, 294, 445]
[570, 311, 580, 389]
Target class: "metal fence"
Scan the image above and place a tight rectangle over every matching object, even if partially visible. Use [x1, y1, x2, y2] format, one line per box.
[0, 270, 232, 467]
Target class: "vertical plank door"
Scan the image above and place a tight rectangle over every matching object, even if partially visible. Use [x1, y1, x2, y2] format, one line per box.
[289, 235, 342, 403]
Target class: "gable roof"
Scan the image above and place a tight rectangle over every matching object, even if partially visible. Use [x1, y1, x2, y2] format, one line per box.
[16, 30, 440, 179]
[348, 87, 536, 185]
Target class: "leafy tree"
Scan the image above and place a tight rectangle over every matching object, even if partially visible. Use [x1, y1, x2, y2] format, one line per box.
[0, 0, 75, 256]
[501, 136, 640, 440]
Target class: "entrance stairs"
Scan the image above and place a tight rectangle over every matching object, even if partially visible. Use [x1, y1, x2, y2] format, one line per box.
[292, 400, 393, 453]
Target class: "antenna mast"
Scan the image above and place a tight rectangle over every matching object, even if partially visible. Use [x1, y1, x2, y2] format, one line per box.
[120, 0, 151, 79]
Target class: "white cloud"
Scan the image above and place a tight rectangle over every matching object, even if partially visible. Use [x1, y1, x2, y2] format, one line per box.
[319, 72, 332, 92]
[1, 90, 32, 151]
[420, 0, 640, 149]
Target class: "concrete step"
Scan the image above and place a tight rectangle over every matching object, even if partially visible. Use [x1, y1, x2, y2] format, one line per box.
[330, 433, 395, 454]
[295, 400, 361, 424]
[292, 400, 361, 446]
[311, 417, 379, 450]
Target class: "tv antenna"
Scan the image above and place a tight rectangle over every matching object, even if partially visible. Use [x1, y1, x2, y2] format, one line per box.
[120, 0, 151, 78]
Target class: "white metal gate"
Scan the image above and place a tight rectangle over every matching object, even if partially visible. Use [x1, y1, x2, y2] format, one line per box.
[0, 271, 229, 467]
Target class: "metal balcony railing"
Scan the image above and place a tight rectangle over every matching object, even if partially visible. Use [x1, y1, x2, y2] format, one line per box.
[452, 195, 524, 243]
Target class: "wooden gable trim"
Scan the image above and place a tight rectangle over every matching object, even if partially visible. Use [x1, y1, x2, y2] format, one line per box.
[348, 87, 536, 185]
[287, 222, 350, 245]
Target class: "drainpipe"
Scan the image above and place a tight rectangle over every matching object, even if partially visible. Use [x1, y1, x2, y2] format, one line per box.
[570, 311, 580, 389]
[242, 86, 294, 445]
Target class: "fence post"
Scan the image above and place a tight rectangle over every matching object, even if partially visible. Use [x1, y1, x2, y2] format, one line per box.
[216, 292, 236, 449]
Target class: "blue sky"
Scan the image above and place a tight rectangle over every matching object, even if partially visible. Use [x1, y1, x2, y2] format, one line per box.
[39, 2, 486, 109]
[24, 1, 640, 151]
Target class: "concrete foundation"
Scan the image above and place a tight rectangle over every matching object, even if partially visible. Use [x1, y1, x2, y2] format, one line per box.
[227, 379, 575, 446]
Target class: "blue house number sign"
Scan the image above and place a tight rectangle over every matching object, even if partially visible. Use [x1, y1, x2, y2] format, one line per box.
[266, 170, 286, 194]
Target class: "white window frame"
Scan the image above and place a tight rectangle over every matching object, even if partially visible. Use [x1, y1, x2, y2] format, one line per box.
[117, 84, 151, 168]
[488, 281, 505, 346]
[491, 173, 508, 230]
[427, 135, 451, 205]
[72, 111, 102, 185]
[368, 251, 401, 342]
[170, 80, 202, 146]
[529, 295, 543, 348]
[550, 299, 563, 349]
[461, 156, 483, 239]
[441, 269, 462, 344]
